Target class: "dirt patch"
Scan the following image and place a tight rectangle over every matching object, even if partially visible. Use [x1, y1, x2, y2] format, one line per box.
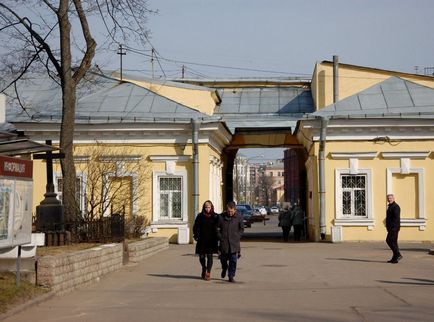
[36, 243, 102, 257]
[0, 272, 47, 314]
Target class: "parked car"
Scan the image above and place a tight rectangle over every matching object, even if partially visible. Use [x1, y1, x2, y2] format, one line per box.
[270, 206, 280, 215]
[257, 206, 267, 216]
[236, 205, 252, 228]
[251, 207, 267, 222]
[237, 204, 253, 212]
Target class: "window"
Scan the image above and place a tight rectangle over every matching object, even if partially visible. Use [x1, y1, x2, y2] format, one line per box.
[335, 168, 373, 229]
[159, 177, 182, 220]
[341, 174, 367, 217]
[55, 175, 86, 213]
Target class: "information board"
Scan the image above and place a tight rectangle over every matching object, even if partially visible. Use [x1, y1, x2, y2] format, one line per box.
[0, 156, 33, 249]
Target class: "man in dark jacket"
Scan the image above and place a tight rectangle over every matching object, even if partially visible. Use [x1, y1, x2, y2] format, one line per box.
[386, 194, 402, 264]
[217, 201, 244, 283]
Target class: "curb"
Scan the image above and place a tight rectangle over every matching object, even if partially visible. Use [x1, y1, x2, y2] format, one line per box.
[0, 291, 55, 321]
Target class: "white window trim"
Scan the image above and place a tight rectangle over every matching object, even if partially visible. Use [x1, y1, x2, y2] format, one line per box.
[386, 167, 426, 230]
[152, 170, 188, 224]
[334, 169, 374, 230]
[54, 172, 87, 214]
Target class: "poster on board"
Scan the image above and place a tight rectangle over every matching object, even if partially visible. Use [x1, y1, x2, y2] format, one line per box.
[0, 156, 33, 249]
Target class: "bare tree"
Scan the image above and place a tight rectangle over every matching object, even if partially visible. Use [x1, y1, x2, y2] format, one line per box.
[0, 0, 154, 221]
[75, 145, 151, 221]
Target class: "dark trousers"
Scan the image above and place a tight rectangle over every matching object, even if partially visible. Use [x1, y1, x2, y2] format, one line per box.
[199, 254, 213, 272]
[281, 226, 290, 242]
[294, 225, 303, 241]
[386, 230, 401, 259]
[220, 252, 238, 278]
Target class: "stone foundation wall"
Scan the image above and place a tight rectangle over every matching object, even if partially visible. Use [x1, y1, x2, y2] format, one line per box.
[36, 243, 122, 294]
[36, 238, 169, 294]
[128, 237, 169, 263]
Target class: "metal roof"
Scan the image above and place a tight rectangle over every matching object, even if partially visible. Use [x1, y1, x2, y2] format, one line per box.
[6, 72, 210, 124]
[5, 71, 315, 133]
[311, 77, 434, 118]
[215, 87, 314, 132]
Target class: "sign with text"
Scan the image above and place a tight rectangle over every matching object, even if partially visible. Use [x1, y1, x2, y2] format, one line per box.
[0, 156, 33, 249]
[0, 155, 33, 179]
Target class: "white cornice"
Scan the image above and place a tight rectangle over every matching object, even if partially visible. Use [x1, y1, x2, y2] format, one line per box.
[149, 155, 191, 162]
[98, 155, 142, 162]
[381, 152, 430, 159]
[330, 152, 377, 160]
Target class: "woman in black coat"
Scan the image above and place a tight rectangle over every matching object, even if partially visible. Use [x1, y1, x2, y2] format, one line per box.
[193, 200, 219, 280]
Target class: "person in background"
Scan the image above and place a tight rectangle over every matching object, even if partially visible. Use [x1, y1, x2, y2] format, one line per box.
[216, 201, 244, 283]
[292, 203, 305, 242]
[193, 200, 219, 280]
[278, 202, 292, 242]
[385, 194, 402, 264]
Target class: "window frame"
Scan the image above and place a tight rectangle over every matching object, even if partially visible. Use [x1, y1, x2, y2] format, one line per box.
[335, 169, 374, 229]
[152, 170, 188, 223]
[54, 172, 87, 215]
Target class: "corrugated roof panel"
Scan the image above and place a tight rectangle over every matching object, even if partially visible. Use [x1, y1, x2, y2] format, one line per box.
[215, 90, 241, 114]
[312, 77, 434, 118]
[384, 91, 414, 108]
[407, 83, 434, 107]
[239, 89, 260, 113]
[358, 93, 387, 110]
[259, 89, 279, 113]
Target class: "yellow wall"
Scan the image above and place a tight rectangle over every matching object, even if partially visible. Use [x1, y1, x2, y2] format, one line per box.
[320, 140, 434, 241]
[312, 62, 434, 109]
[32, 142, 224, 243]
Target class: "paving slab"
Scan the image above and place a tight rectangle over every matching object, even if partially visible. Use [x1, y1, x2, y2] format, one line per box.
[2, 226, 434, 322]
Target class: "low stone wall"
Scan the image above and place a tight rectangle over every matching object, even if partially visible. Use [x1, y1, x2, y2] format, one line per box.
[36, 243, 122, 294]
[127, 237, 169, 263]
[35, 238, 170, 294]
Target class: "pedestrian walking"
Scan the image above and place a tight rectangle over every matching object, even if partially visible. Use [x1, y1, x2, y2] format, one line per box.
[193, 200, 219, 280]
[278, 202, 292, 242]
[216, 201, 244, 283]
[292, 203, 305, 242]
[385, 194, 402, 263]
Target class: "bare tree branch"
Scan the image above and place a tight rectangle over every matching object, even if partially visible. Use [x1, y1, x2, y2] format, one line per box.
[72, 0, 96, 83]
[0, 3, 61, 74]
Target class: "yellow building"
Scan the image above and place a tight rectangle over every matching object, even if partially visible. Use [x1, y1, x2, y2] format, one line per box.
[6, 62, 434, 243]
[298, 61, 434, 242]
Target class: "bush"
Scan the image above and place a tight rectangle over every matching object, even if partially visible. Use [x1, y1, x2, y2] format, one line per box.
[124, 215, 149, 239]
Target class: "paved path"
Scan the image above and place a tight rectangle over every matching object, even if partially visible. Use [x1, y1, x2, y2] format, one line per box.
[4, 228, 434, 321]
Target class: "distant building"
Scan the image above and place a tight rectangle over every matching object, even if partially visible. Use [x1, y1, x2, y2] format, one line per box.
[283, 149, 306, 208]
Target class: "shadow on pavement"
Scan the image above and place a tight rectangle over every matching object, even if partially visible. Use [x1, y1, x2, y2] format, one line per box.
[326, 257, 386, 263]
[148, 273, 202, 280]
[377, 277, 434, 286]
[399, 247, 431, 253]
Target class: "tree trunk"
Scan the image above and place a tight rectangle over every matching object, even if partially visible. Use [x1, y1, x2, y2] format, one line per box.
[58, 0, 78, 221]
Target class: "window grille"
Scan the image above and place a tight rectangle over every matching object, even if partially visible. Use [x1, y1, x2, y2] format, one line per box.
[159, 177, 182, 219]
[341, 175, 366, 217]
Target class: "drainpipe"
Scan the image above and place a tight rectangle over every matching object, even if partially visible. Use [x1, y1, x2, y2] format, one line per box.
[318, 55, 338, 240]
[192, 119, 200, 217]
[319, 116, 328, 240]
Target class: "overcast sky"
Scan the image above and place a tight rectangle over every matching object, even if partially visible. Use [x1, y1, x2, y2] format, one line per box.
[105, 0, 434, 80]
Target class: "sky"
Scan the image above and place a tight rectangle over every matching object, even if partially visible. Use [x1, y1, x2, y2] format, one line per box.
[110, 0, 433, 161]
[102, 0, 434, 80]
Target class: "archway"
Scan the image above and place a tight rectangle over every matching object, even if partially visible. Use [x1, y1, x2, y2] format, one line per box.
[221, 127, 309, 241]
